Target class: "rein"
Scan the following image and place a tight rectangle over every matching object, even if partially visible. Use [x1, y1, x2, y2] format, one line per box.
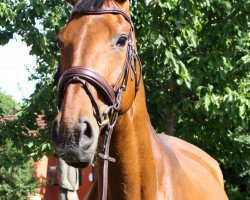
[57, 7, 142, 200]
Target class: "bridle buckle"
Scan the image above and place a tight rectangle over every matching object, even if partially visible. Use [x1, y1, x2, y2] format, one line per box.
[98, 117, 110, 127]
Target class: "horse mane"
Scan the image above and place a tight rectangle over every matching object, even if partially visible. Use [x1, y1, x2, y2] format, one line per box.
[53, 66, 60, 86]
[73, 0, 106, 12]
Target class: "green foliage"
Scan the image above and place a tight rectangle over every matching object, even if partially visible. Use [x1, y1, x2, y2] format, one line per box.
[0, 140, 39, 199]
[0, 0, 68, 159]
[0, 0, 249, 199]
[225, 182, 250, 200]
[0, 89, 20, 116]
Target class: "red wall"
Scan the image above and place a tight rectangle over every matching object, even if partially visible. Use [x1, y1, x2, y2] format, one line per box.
[34, 156, 93, 200]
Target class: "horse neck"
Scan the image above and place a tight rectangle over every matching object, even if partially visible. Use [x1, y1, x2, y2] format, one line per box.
[98, 81, 157, 199]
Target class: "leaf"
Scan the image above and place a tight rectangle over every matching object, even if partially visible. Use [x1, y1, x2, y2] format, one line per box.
[41, 143, 47, 151]
[27, 142, 34, 148]
[177, 78, 184, 85]
[239, 105, 246, 118]
[145, 0, 153, 6]
[196, 86, 204, 97]
[176, 36, 183, 46]
[164, 49, 173, 64]
[204, 94, 211, 111]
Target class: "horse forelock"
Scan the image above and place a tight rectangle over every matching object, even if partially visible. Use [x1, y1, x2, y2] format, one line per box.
[73, 0, 106, 12]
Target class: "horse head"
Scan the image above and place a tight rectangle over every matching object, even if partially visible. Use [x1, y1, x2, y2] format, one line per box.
[51, 0, 141, 168]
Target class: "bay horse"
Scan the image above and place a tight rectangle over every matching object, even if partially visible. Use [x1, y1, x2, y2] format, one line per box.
[51, 0, 228, 199]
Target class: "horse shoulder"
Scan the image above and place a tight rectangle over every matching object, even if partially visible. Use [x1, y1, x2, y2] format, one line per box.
[158, 134, 225, 188]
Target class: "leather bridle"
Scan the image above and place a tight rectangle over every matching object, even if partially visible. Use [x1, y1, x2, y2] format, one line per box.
[57, 6, 142, 200]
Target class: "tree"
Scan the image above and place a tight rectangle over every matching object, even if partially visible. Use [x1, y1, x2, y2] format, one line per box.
[0, 91, 38, 199]
[0, 0, 249, 198]
[0, 89, 19, 116]
[0, 0, 70, 159]
[0, 140, 39, 200]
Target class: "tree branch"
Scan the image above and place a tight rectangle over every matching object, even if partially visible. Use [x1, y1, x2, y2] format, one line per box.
[202, 5, 241, 31]
[166, 77, 176, 136]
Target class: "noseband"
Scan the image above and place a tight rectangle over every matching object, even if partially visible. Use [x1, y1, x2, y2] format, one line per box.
[57, 7, 142, 200]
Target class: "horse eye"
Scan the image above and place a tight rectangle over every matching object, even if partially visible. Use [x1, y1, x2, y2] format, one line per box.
[116, 35, 128, 47]
[55, 36, 63, 49]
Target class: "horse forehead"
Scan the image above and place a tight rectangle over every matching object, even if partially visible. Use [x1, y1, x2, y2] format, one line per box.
[59, 15, 111, 64]
[59, 15, 105, 41]
[61, 12, 130, 42]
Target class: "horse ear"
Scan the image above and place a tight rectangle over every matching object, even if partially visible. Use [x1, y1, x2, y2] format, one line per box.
[65, 0, 80, 6]
[115, 0, 128, 4]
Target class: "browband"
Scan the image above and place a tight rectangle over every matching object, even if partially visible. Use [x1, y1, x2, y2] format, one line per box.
[72, 7, 134, 30]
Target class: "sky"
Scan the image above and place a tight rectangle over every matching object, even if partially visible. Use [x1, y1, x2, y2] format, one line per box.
[0, 35, 37, 103]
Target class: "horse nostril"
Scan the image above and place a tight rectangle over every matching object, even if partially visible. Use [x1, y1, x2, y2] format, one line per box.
[79, 122, 90, 137]
[76, 120, 93, 149]
[77, 121, 92, 138]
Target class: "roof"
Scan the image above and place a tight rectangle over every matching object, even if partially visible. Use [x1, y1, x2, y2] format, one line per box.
[1, 115, 46, 129]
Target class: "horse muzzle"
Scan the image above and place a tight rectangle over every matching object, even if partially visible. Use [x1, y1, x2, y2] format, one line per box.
[51, 116, 99, 168]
